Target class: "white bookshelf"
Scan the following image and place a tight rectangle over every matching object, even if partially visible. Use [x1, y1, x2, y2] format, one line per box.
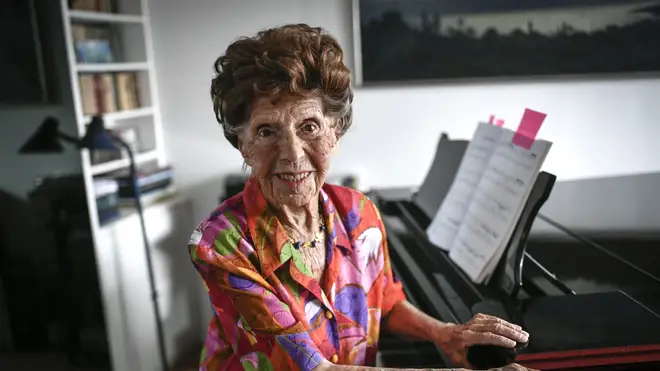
[59, 0, 181, 369]
[59, 0, 169, 234]
[60, 0, 167, 199]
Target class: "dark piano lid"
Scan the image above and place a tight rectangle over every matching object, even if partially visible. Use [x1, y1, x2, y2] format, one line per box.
[519, 291, 660, 352]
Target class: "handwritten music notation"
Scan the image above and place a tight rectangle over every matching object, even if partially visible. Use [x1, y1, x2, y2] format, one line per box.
[427, 122, 552, 284]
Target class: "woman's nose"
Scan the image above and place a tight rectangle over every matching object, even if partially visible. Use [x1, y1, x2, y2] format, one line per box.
[278, 131, 305, 163]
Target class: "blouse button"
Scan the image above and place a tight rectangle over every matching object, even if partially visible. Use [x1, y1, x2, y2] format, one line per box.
[325, 310, 333, 320]
[330, 354, 339, 363]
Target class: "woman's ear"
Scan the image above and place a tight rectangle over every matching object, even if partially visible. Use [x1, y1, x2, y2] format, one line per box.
[332, 125, 341, 155]
[237, 138, 247, 159]
[237, 140, 252, 172]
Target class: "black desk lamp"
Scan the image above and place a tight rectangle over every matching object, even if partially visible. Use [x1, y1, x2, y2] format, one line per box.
[20, 115, 169, 371]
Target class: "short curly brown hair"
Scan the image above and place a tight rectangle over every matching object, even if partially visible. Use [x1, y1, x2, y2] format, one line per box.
[210, 24, 354, 148]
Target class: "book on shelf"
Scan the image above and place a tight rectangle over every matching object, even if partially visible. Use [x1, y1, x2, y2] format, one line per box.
[95, 163, 176, 207]
[71, 24, 117, 63]
[115, 73, 140, 110]
[94, 178, 120, 224]
[79, 72, 140, 115]
[79, 73, 116, 115]
[69, 0, 114, 13]
[90, 149, 122, 165]
[93, 179, 177, 224]
[426, 117, 552, 284]
[118, 185, 177, 208]
[99, 163, 174, 194]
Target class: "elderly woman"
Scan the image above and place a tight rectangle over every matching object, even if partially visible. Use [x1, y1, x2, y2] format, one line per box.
[188, 24, 534, 371]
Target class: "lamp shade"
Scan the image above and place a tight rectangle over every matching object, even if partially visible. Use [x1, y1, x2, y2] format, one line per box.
[19, 116, 65, 154]
[81, 116, 118, 151]
[19, 115, 120, 156]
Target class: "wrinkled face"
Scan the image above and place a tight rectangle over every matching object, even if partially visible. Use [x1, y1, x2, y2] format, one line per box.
[238, 94, 338, 208]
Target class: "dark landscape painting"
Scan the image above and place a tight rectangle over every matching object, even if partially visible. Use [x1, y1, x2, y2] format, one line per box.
[357, 0, 660, 84]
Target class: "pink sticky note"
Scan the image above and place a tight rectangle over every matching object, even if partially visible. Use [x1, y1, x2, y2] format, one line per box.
[495, 119, 505, 127]
[488, 114, 495, 124]
[512, 109, 547, 149]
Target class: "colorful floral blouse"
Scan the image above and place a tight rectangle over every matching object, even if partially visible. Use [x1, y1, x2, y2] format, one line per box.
[188, 177, 407, 371]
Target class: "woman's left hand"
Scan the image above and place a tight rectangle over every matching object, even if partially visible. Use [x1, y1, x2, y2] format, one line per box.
[433, 313, 529, 367]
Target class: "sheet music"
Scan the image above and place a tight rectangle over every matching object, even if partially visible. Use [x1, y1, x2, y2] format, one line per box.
[449, 129, 552, 283]
[427, 123, 502, 251]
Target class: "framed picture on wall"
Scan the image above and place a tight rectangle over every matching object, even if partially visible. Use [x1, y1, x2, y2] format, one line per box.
[352, 0, 660, 85]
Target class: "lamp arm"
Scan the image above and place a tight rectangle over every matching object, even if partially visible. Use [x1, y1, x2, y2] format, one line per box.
[112, 136, 169, 371]
[57, 132, 84, 146]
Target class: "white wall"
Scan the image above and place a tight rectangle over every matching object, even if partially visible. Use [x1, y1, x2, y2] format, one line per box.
[531, 172, 660, 236]
[149, 0, 660, 228]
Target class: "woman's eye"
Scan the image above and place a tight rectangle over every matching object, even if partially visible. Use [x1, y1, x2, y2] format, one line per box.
[257, 127, 273, 137]
[301, 121, 319, 134]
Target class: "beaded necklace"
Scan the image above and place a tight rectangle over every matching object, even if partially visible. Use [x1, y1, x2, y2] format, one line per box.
[291, 205, 326, 250]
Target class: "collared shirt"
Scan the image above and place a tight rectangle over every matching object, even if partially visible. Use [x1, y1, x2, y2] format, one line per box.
[188, 177, 407, 371]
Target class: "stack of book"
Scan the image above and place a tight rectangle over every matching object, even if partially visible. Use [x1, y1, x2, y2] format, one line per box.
[94, 178, 120, 224]
[98, 163, 176, 208]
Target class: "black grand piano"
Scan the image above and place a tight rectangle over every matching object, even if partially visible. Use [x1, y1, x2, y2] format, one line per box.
[370, 134, 660, 370]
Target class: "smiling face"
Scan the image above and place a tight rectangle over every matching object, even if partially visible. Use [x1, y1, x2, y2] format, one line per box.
[238, 94, 338, 208]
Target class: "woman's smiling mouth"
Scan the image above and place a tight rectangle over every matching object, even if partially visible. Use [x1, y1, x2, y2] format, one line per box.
[274, 172, 313, 183]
